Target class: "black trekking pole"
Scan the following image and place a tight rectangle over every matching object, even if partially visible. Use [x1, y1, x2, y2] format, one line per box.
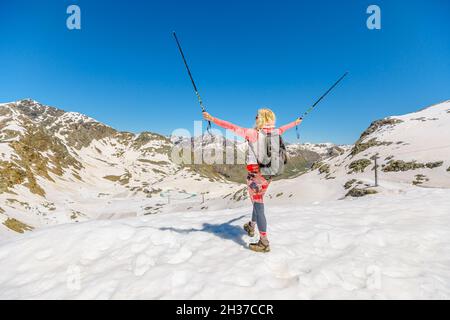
[296, 71, 349, 140]
[173, 31, 212, 133]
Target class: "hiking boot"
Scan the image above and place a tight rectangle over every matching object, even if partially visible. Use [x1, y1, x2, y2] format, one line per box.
[249, 237, 270, 253]
[243, 222, 255, 237]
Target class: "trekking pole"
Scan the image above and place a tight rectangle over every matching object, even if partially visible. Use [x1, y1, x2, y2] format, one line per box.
[296, 71, 349, 139]
[173, 31, 212, 133]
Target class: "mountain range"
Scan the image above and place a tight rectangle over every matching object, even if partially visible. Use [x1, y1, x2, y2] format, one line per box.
[0, 99, 341, 235]
[0, 99, 449, 299]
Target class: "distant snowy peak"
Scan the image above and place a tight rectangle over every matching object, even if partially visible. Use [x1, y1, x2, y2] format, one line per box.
[287, 142, 350, 159]
[57, 110, 97, 124]
[5, 99, 101, 125]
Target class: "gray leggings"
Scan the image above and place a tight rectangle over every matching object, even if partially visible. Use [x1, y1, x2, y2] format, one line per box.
[251, 202, 267, 233]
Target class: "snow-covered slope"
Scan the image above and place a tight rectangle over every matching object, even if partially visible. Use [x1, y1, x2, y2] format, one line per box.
[0, 187, 449, 299]
[266, 100, 450, 204]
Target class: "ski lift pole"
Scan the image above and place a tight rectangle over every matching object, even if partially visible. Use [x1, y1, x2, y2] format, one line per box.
[173, 32, 212, 133]
[296, 71, 349, 139]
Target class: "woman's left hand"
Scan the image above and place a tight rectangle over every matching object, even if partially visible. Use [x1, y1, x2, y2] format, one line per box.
[203, 112, 214, 121]
[295, 117, 303, 125]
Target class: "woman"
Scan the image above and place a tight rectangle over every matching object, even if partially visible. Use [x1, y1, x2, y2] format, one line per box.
[203, 109, 301, 252]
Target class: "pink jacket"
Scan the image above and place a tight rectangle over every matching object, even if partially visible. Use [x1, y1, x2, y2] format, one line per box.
[211, 117, 298, 143]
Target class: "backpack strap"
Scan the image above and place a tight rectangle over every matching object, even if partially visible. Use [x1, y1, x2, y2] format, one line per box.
[248, 130, 274, 168]
[246, 130, 260, 164]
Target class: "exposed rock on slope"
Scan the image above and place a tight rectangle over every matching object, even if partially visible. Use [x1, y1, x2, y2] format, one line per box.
[0, 100, 240, 234]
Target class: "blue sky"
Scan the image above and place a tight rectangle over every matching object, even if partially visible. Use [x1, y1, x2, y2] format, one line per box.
[0, 0, 449, 144]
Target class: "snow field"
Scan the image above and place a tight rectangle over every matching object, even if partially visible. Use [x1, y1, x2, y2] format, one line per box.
[0, 187, 449, 299]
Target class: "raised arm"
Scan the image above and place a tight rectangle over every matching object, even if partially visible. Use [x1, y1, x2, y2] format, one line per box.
[203, 112, 256, 140]
[279, 118, 302, 134]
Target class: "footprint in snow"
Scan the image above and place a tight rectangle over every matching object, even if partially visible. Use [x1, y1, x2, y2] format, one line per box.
[34, 248, 54, 261]
[264, 255, 291, 278]
[133, 253, 155, 276]
[117, 226, 136, 241]
[130, 242, 148, 253]
[171, 270, 188, 287]
[167, 247, 192, 264]
[0, 248, 11, 260]
[221, 274, 256, 287]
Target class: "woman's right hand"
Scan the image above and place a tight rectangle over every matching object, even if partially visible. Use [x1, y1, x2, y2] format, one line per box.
[203, 112, 214, 121]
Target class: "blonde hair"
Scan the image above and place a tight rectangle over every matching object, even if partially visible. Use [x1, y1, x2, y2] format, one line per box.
[255, 108, 276, 129]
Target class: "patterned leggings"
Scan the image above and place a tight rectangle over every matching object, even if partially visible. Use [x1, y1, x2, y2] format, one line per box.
[246, 167, 271, 233]
[246, 171, 271, 204]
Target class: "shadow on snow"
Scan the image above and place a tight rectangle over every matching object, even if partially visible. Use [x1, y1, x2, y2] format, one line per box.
[159, 215, 248, 247]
